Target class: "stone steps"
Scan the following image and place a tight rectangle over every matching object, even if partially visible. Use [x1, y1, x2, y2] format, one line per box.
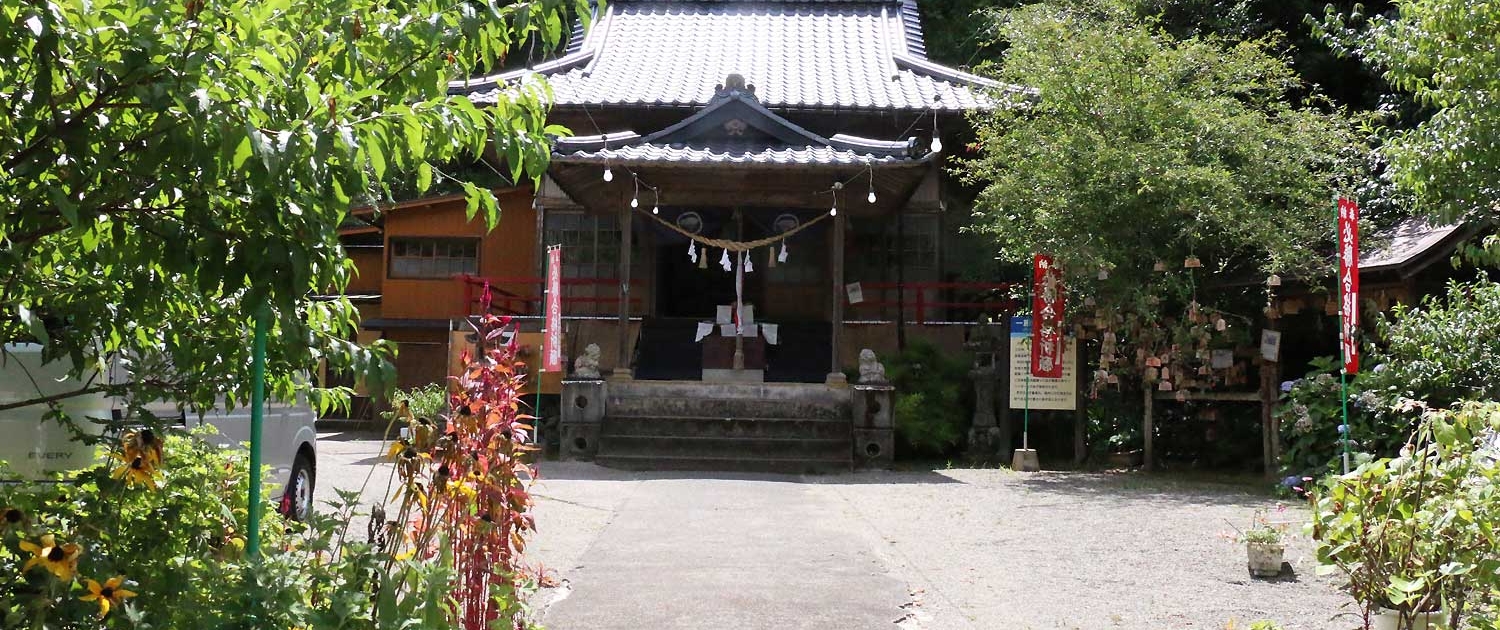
[594, 452, 850, 475]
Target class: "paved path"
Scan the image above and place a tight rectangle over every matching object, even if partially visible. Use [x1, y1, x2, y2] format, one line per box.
[533, 468, 908, 629]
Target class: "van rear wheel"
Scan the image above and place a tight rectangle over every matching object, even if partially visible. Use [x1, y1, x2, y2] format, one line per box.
[284, 452, 314, 521]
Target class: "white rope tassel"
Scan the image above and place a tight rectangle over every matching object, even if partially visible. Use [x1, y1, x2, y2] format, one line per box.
[720, 248, 731, 271]
[778, 241, 788, 263]
[688, 240, 697, 263]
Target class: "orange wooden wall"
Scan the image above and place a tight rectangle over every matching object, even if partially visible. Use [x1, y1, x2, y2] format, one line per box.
[380, 189, 537, 320]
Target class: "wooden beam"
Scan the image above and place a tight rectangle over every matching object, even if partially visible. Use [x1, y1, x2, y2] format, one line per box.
[1143, 386, 1154, 472]
[828, 210, 847, 384]
[614, 203, 633, 379]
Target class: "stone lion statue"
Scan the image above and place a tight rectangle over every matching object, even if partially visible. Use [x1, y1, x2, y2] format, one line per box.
[573, 343, 602, 379]
[858, 349, 888, 384]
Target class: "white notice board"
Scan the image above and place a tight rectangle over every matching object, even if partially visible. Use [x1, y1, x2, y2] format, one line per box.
[1008, 316, 1078, 410]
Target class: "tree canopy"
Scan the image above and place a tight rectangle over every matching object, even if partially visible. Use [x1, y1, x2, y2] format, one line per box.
[0, 0, 582, 415]
[1315, 0, 1500, 225]
[961, 0, 1366, 309]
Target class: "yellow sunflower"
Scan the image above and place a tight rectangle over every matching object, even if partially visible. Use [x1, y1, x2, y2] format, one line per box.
[19, 534, 82, 581]
[80, 576, 136, 617]
[111, 452, 158, 488]
[123, 428, 164, 467]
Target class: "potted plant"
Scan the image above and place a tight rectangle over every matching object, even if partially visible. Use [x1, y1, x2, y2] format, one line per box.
[1311, 401, 1500, 629]
[1229, 509, 1288, 578]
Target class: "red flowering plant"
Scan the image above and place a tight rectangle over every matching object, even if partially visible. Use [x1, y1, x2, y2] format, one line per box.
[383, 289, 540, 630]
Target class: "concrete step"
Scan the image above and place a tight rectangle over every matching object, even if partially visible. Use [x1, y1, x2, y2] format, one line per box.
[603, 415, 852, 440]
[599, 434, 850, 459]
[594, 453, 851, 475]
[606, 397, 847, 421]
[608, 381, 848, 405]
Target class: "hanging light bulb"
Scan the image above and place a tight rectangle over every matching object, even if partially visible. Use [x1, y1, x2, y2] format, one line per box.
[930, 135, 943, 153]
[652, 204, 659, 215]
[630, 196, 639, 208]
[830, 203, 838, 217]
[867, 189, 877, 204]
[630, 176, 639, 207]
[652, 188, 660, 214]
[602, 166, 613, 182]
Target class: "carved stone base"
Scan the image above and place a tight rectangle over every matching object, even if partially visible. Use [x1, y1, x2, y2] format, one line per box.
[853, 428, 893, 469]
[560, 423, 600, 461]
[966, 426, 1003, 463]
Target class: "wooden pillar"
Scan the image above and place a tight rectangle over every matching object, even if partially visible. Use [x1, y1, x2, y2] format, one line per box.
[1074, 345, 1087, 466]
[997, 328, 1013, 461]
[1143, 386, 1154, 472]
[827, 210, 847, 385]
[614, 205, 633, 379]
[1260, 320, 1282, 479]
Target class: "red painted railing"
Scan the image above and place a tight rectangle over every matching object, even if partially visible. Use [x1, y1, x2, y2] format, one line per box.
[845, 281, 1021, 323]
[457, 274, 643, 317]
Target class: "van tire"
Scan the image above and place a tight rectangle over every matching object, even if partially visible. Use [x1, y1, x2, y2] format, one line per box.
[284, 451, 315, 521]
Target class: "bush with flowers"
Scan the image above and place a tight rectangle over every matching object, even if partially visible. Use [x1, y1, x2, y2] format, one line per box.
[0, 302, 541, 629]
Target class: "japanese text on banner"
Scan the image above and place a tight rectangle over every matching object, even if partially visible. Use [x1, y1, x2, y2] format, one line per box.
[1031, 254, 1065, 378]
[543, 246, 563, 372]
[1337, 199, 1359, 374]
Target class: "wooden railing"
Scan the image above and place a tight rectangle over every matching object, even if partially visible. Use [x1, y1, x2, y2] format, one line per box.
[844, 281, 1021, 323]
[457, 274, 643, 317]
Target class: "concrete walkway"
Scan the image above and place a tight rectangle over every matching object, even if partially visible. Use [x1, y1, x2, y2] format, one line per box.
[533, 466, 909, 630]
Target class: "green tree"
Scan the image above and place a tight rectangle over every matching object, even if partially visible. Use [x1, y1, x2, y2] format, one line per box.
[961, 0, 1364, 312]
[1315, 1, 1500, 261]
[0, 0, 582, 415]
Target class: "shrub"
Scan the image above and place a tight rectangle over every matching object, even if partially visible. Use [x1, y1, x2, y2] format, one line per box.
[885, 340, 972, 458]
[1310, 401, 1500, 628]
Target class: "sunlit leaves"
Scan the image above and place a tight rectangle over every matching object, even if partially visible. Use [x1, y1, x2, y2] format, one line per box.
[0, 0, 590, 412]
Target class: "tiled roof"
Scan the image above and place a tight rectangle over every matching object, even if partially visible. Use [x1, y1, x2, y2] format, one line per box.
[552, 142, 926, 167]
[454, 0, 1017, 112]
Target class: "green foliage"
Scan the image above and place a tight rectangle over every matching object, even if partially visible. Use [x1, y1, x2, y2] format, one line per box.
[886, 341, 973, 458]
[0, 428, 475, 628]
[0, 0, 585, 416]
[1361, 280, 1500, 408]
[961, 0, 1366, 324]
[1087, 391, 1141, 454]
[1316, 0, 1500, 224]
[387, 383, 450, 424]
[1310, 402, 1500, 628]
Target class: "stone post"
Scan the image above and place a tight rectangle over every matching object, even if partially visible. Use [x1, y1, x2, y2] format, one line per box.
[966, 365, 1001, 462]
[560, 379, 607, 461]
[851, 384, 894, 469]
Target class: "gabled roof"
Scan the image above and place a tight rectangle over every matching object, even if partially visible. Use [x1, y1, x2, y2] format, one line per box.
[550, 78, 929, 167]
[452, 0, 1018, 112]
[1361, 217, 1486, 277]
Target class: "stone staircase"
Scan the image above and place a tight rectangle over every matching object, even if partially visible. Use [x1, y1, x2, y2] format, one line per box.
[593, 381, 852, 474]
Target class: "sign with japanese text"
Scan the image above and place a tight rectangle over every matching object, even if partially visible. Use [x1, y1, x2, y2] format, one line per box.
[1008, 317, 1077, 410]
[1031, 254, 1065, 378]
[543, 246, 563, 372]
[1337, 198, 1360, 374]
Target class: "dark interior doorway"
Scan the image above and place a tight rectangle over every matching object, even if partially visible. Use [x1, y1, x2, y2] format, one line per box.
[652, 208, 765, 319]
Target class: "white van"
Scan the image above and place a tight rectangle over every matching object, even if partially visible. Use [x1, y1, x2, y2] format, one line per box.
[0, 344, 318, 520]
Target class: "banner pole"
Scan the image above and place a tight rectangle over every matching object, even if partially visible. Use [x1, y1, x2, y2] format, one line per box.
[1340, 369, 1350, 474]
[1024, 284, 1031, 451]
[537, 246, 548, 451]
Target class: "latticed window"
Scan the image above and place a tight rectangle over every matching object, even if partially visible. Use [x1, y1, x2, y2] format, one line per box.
[850, 214, 939, 279]
[389, 238, 479, 279]
[544, 212, 640, 315]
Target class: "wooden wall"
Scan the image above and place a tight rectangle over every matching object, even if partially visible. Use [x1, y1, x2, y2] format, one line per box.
[380, 189, 537, 320]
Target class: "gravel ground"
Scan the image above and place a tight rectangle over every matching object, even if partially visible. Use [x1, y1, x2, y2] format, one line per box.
[311, 436, 1357, 629]
[809, 468, 1354, 630]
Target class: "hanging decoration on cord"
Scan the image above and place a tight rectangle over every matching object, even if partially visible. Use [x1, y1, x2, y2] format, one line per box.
[778, 242, 788, 263]
[688, 241, 697, 264]
[744, 249, 753, 273]
[719, 248, 731, 272]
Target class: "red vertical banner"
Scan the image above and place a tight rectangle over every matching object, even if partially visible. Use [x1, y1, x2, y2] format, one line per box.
[1337, 198, 1360, 374]
[543, 246, 563, 372]
[1031, 254, 1065, 378]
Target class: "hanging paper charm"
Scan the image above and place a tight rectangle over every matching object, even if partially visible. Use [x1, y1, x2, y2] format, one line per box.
[688, 240, 698, 264]
[778, 242, 788, 263]
[720, 248, 731, 271]
[743, 250, 753, 273]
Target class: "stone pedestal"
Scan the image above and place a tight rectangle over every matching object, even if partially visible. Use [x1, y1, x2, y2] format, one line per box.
[560, 379, 606, 461]
[966, 366, 1001, 462]
[1012, 448, 1041, 472]
[851, 384, 893, 469]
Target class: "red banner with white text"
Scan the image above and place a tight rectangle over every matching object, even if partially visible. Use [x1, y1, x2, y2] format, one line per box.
[1031, 254, 1065, 378]
[1337, 199, 1359, 374]
[543, 246, 563, 372]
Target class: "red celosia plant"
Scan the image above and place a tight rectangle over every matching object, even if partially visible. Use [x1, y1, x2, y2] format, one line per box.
[386, 288, 539, 629]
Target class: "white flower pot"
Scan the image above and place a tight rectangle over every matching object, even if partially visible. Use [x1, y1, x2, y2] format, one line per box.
[1370, 608, 1447, 630]
[1245, 542, 1284, 578]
